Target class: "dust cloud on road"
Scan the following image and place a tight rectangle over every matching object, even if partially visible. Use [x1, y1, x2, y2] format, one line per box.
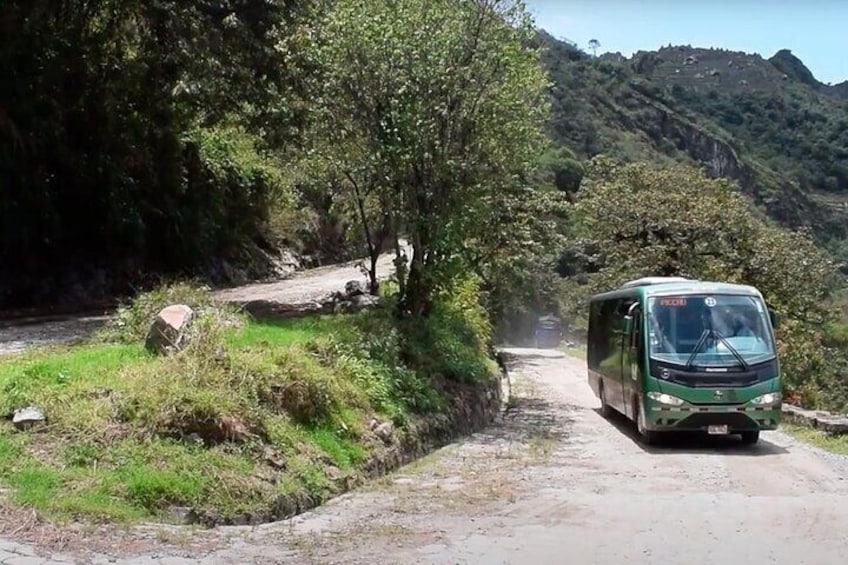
[5, 348, 848, 564]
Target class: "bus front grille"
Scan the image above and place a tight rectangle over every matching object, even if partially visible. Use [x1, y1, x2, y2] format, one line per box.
[674, 412, 759, 430]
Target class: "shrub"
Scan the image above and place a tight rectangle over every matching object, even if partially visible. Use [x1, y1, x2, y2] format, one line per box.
[99, 281, 244, 345]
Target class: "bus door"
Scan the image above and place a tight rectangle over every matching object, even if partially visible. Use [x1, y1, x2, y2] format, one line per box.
[622, 301, 642, 420]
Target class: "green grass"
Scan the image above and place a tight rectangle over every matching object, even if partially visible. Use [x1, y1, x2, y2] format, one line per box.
[225, 316, 356, 349]
[782, 423, 848, 455]
[0, 283, 497, 524]
[0, 343, 150, 418]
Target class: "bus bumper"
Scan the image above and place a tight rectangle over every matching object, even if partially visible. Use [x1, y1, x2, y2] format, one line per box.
[646, 404, 781, 433]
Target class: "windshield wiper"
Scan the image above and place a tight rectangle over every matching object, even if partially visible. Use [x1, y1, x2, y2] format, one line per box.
[685, 329, 710, 369]
[712, 330, 749, 370]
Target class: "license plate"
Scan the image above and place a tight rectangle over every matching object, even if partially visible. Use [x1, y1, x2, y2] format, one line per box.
[707, 425, 729, 435]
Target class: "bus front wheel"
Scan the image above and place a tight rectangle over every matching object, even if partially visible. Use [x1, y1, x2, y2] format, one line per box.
[635, 398, 660, 446]
[740, 430, 760, 445]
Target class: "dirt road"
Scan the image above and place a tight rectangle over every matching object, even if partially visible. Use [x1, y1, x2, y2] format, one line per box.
[0, 249, 404, 356]
[213, 251, 401, 306]
[7, 348, 848, 564]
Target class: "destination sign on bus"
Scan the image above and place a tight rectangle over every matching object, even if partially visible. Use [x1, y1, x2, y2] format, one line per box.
[659, 297, 688, 307]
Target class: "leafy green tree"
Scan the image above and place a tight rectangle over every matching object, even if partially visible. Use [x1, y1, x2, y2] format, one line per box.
[563, 156, 842, 404]
[535, 146, 585, 196]
[0, 0, 317, 307]
[313, 0, 553, 316]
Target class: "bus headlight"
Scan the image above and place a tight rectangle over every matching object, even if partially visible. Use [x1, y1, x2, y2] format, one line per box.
[750, 392, 781, 406]
[647, 392, 685, 406]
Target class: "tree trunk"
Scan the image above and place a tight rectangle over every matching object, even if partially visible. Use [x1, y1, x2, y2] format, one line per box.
[368, 251, 380, 295]
[401, 240, 432, 317]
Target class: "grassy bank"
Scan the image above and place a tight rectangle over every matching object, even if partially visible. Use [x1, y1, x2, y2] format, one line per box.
[0, 282, 500, 525]
[782, 423, 848, 455]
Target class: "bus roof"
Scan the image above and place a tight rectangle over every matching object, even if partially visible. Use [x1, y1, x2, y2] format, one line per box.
[589, 278, 764, 302]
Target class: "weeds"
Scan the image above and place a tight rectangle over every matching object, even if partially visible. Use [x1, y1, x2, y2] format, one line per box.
[96, 281, 245, 344]
[0, 281, 497, 524]
[782, 424, 848, 455]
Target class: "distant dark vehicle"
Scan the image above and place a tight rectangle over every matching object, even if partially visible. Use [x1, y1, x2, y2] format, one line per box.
[534, 315, 563, 348]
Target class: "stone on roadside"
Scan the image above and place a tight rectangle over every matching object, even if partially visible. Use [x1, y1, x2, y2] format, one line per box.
[353, 294, 381, 309]
[145, 304, 194, 355]
[12, 405, 46, 430]
[344, 280, 365, 297]
[168, 505, 195, 525]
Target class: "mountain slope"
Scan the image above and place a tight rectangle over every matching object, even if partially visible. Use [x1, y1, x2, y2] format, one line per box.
[536, 32, 848, 259]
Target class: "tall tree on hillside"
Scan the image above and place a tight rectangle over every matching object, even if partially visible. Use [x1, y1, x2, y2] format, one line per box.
[588, 39, 600, 57]
[313, 0, 556, 317]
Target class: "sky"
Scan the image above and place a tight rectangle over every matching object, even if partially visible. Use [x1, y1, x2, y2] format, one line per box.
[524, 0, 848, 84]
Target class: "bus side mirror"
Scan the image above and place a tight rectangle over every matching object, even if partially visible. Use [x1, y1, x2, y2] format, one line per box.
[768, 308, 779, 329]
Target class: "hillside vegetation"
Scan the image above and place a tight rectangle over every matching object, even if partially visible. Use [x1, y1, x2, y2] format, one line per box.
[538, 33, 848, 261]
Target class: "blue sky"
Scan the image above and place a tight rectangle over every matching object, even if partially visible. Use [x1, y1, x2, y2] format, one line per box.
[524, 0, 848, 84]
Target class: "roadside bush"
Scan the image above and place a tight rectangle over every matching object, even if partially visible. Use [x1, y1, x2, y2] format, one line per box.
[99, 281, 244, 345]
[400, 276, 499, 385]
[0, 278, 500, 522]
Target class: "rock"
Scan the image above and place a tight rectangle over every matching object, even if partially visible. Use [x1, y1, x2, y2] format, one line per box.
[334, 293, 381, 314]
[816, 417, 848, 435]
[241, 299, 327, 320]
[229, 514, 249, 526]
[198, 509, 223, 527]
[352, 294, 381, 309]
[325, 465, 343, 481]
[218, 414, 253, 443]
[263, 446, 286, 470]
[273, 494, 297, 519]
[333, 299, 356, 314]
[144, 304, 194, 355]
[12, 406, 46, 430]
[344, 280, 365, 297]
[249, 509, 271, 525]
[167, 506, 195, 525]
[375, 421, 394, 443]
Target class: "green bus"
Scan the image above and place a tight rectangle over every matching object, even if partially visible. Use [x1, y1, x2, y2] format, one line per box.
[587, 277, 782, 445]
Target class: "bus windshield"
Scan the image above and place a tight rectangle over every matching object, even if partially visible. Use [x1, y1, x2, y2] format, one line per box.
[647, 294, 775, 367]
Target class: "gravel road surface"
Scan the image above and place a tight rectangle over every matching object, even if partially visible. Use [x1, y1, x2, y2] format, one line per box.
[4, 348, 848, 564]
[0, 250, 403, 356]
[213, 251, 400, 306]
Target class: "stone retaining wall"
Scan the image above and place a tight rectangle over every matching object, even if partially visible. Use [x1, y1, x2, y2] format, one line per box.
[781, 404, 848, 435]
